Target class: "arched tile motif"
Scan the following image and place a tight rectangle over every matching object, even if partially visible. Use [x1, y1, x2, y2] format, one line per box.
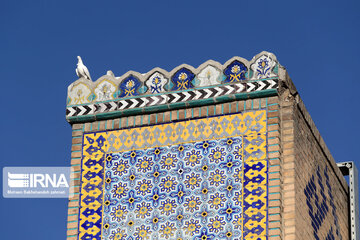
[94, 79, 117, 101]
[223, 60, 247, 83]
[171, 68, 195, 91]
[250, 54, 277, 80]
[119, 75, 142, 98]
[146, 72, 168, 94]
[196, 65, 221, 87]
[68, 82, 92, 105]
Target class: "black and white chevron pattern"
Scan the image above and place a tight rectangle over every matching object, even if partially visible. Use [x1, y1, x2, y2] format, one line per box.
[66, 79, 278, 117]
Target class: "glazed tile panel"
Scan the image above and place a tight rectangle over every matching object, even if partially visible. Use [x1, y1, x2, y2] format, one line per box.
[78, 110, 268, 240]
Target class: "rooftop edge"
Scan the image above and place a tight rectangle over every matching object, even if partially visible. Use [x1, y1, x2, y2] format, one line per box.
[66, 51, 282, 122]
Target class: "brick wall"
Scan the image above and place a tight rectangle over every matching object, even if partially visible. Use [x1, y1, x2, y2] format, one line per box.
[279, 82, 349, 240]
[66, 74, 351, 240]
[65, 96, 280, 239]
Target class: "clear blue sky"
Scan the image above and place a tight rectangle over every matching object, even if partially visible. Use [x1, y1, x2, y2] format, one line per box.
[0, 0, 359, 239]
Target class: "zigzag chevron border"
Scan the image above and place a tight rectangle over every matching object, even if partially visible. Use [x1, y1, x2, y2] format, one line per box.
[66, 79, 278, 117]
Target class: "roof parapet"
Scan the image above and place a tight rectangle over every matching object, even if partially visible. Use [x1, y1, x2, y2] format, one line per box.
[66, 51, 282, 123]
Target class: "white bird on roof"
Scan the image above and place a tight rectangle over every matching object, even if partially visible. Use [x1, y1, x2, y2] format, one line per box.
[76, 56, 92, 81]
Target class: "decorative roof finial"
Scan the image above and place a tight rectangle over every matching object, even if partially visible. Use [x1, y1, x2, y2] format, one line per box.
[106, 70, 115, 78]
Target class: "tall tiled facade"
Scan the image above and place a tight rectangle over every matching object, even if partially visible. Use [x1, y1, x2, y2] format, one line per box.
[66, 52, 349, 240]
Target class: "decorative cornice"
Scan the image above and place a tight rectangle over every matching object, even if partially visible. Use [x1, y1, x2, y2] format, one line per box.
[66, 51, 281, 123]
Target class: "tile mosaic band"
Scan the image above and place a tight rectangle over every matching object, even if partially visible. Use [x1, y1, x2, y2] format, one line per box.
[66, 79, 278, 121]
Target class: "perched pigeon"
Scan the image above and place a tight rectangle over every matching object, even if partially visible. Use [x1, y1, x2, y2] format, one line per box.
[76, 56, 92, 80]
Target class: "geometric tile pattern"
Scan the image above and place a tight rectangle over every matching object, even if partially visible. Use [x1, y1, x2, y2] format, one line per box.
[66, 79, 278, 117]
[304, 166, 342, 240]
[78, 110, 268, 240]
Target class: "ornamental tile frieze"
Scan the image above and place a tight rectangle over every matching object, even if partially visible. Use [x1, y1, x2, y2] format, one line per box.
[67, 51, 279, 122]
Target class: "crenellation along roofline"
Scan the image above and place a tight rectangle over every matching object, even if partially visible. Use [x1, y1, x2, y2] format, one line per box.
[66, 51, 286, 123]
